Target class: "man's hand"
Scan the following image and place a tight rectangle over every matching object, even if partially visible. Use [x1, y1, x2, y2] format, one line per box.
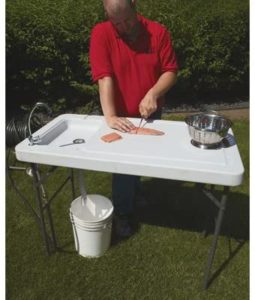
[139, 71, 177, 118]
[139, 89, 158, 119]
[106, 116, 136, 132]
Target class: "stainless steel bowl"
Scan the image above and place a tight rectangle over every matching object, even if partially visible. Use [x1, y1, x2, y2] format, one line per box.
[185, 111, 232, 149]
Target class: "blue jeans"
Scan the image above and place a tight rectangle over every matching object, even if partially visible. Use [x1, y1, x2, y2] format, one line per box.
[112, 174, 140, 215]
[112, 110, 162, 215]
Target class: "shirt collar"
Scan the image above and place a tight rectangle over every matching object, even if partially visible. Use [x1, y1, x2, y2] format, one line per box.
[110, 14, 146, 39]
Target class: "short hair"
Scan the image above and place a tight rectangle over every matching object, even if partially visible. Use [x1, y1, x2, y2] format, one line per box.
[103, 0, 134, 16]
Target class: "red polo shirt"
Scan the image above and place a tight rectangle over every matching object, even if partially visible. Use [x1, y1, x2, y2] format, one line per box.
[89, 14, 178, 117]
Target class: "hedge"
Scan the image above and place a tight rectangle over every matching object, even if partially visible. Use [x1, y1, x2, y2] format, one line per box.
[6, 0, 249, 112]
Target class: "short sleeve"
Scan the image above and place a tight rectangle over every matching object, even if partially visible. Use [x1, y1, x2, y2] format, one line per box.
[159, 29, 178, 74]
[89, 24, 113, 82]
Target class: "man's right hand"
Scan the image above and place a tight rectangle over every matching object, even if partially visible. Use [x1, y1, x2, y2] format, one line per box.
[106, 116, 136, 132]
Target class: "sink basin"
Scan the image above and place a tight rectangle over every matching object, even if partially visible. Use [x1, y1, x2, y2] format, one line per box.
[15, 114, 244, 186]
[32, 114, 102, 146]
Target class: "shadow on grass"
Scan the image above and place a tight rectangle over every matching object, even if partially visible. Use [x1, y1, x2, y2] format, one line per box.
[136, 178, 249, 241]
[131, 178, 249, 288]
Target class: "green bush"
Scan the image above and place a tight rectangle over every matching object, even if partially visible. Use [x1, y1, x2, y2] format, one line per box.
[6, 0, 104, 111]
[138, 0, 249, 101]
[6, 0, 249, 112]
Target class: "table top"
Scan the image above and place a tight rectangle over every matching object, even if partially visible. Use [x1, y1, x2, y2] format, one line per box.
[15, 114, 244, 186]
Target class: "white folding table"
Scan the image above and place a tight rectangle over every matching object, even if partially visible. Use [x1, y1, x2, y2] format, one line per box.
[15, 114, 244, 288]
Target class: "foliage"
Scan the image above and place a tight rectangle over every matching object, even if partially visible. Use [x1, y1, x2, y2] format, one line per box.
[137, 0, 249, 100]
[6, 0, 249, 112]
[6, 0, 103, 111]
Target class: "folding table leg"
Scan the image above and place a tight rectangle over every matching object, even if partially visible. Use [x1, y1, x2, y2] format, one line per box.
[70, 169, 76, 199]
[31, 163, 51, 255]
[30, 164, 77, 255]
[45, 202, 58, 251]
[203, 186, 229, 289]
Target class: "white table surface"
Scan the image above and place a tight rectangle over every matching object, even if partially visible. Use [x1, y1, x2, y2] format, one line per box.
[15, 114, 244, 186]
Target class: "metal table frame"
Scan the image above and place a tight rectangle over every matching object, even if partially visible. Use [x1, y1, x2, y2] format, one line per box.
[30, 163, 77, 255]
[22, 161, 233, 289]
[7, 159, 76, 255]
[200, 184, 229, 289]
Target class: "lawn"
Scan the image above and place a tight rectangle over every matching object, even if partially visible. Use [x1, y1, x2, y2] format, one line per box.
[6, 115, 249, 300]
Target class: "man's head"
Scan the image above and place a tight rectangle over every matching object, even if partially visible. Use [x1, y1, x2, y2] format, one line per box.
[103, 0, 139, 40]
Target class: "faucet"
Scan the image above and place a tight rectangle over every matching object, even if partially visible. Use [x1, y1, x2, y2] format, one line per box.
[28, 102, 52, 145]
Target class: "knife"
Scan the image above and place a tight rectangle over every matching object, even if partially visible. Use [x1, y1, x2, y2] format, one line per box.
[136, 117, 144, 134]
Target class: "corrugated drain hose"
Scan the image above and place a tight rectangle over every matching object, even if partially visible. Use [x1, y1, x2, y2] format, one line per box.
[6, 114, 42, 147]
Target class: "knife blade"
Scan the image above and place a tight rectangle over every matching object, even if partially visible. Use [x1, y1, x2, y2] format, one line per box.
[136, 117, 144, 134]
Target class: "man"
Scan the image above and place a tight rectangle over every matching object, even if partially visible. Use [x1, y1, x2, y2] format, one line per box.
[90, 0, 178, 237]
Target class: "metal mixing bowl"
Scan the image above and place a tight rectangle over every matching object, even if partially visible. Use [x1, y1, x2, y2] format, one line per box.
[185, 111, 232, 149]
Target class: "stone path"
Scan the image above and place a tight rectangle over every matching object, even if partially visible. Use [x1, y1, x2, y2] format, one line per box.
[163, 108, 249, 120]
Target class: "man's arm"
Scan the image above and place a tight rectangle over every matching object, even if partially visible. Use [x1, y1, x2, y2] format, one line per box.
[98, 77, 135, 131]
[90, 27, 134, 132]
[139, 71, 177, 118]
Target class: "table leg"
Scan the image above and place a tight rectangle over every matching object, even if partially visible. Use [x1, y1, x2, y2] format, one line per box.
[31, 163, 51, 255]
[45, 201, 58, 251]
[70, 169, 76, 199]
[31, 164, 78, 254]
[203, 186, 229, 289]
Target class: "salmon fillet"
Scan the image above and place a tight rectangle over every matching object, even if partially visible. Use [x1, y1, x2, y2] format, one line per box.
[101, 132, 122, 143]
[129, 127, 165, 135]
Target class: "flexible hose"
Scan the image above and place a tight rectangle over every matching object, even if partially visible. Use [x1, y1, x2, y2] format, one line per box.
[78, 170, 87, 205]
[6, 114, 43, 147]
[78, 170, 96, 216]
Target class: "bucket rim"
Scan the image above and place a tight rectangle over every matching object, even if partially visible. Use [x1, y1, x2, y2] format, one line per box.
[70, 195, 114, 222]
[70, 216, 113, 227]
[69, 208, 114, 223]
[69, 209, 113, 223]
[71, 220, 112, 231]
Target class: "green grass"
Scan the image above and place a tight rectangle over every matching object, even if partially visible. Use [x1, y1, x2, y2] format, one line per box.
[6, 117, 249, 299]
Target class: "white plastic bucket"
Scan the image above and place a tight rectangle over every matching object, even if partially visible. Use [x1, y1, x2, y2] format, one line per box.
[70, 195, 114, 257]
[70, 195, 114, 222]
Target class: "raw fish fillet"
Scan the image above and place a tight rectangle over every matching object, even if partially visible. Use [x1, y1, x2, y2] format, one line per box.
[129, 127, 164, 135]
[101, 132, 122, 143]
